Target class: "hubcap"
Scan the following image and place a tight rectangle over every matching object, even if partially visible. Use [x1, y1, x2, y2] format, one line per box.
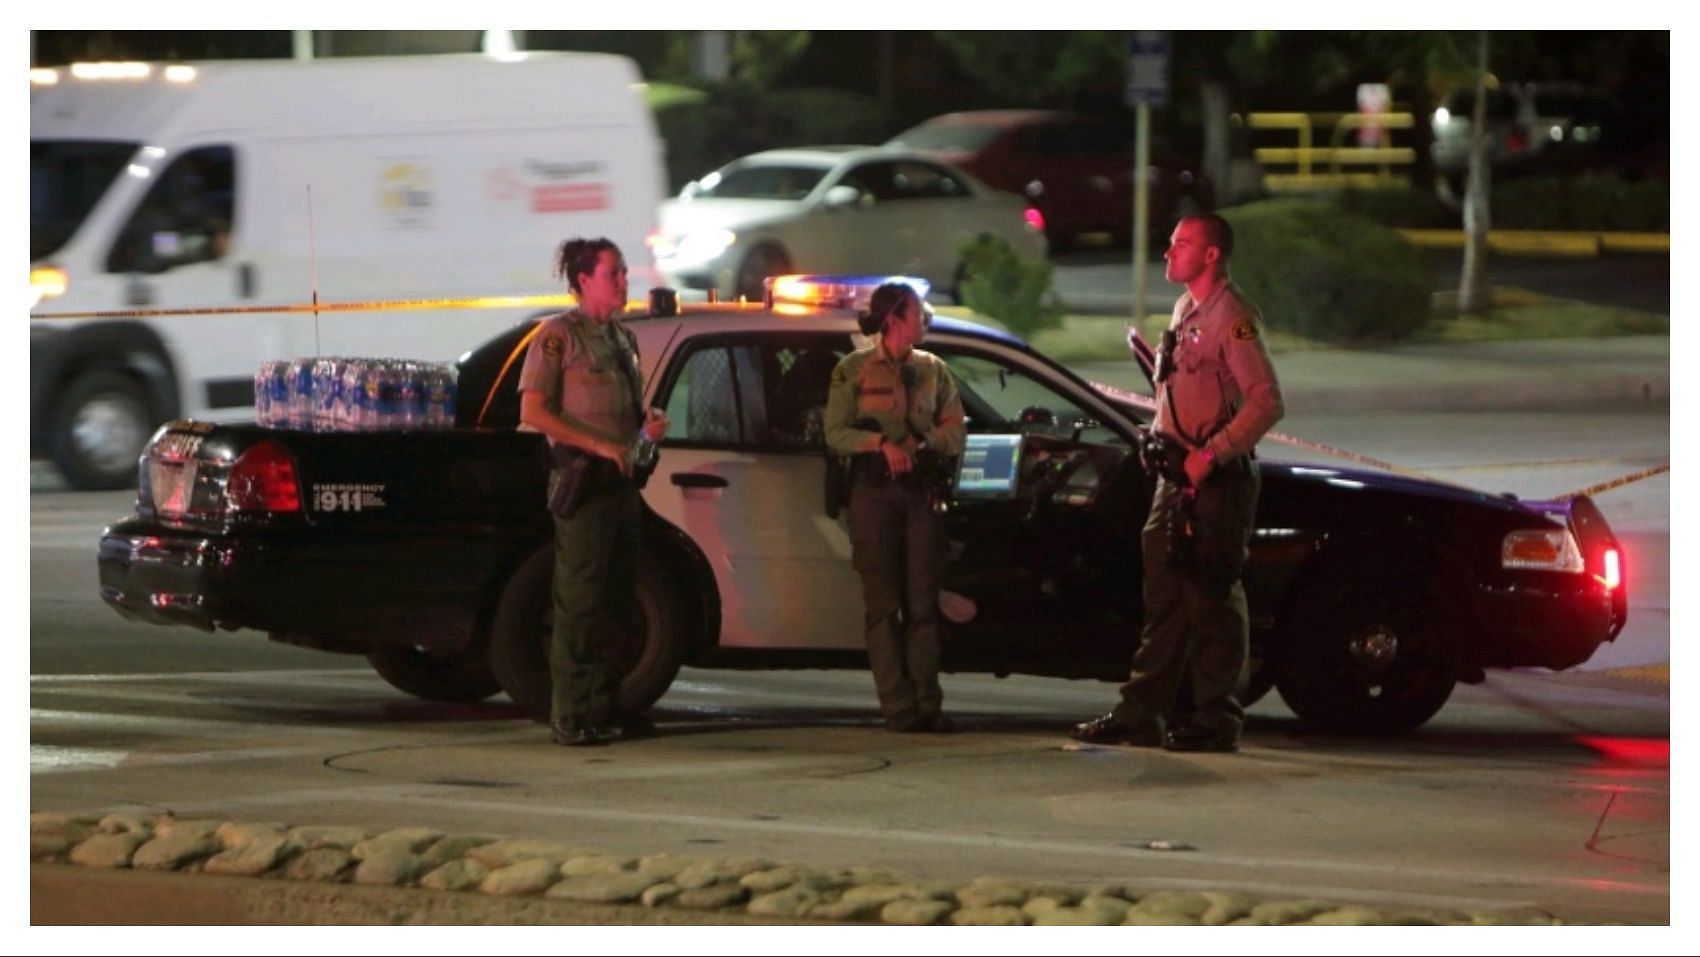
[1347, 626, 1400, 685]
[71, 395, 148, 474]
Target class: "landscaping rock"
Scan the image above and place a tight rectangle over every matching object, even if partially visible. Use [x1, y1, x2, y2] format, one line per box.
[420, 859, 490, 892]
[1304, 905, 1388, 926]
[283, 847, 354, 883]
[956, 880, 1028, 909]
[1246, 898, 1338, 926]
[641, 882, 682, 908]
[96, 812, 155, 836]
[546, 872, 665, 905]
[132, 831, 220, 871]
[287, 826, 369, 851]
[203, 834, 293, 877]
[746, 884, 823, 919]
[352, 827, 444, 860]
[951, 905, 1029, 926]
[1201, 891, 1259, 926]
[674, 882, 750, 910]
[215, 822, 287, 851]
[68, 832, 147, 869]
[352, 849, 424, 887]
[464, 839, 582, 870]
[559, 854, 635, 878]
[478, 858, 562, 896]
[881, 898, 954, 926]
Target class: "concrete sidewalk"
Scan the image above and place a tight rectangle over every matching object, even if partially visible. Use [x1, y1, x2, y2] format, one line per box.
[1072, 334, 1669, 413]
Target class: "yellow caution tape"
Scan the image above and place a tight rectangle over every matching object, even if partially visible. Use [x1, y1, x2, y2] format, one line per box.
[30, 293, 584, 321]
[1560, 463, 1670, 500]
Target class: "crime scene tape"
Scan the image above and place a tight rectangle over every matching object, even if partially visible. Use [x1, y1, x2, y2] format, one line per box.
[1560, 463, 1670, 500]
[1090, 380, 1668, 501]
[29, 294, 582, 321]
[1088, 380, 1447, 483]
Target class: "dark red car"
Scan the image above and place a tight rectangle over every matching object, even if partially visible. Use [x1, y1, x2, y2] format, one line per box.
[888, 109, 1213, 249]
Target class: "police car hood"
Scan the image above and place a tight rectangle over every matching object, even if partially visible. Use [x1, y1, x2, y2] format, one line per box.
[1260, 459, 1562, 520]
[657, 197, 804, 236]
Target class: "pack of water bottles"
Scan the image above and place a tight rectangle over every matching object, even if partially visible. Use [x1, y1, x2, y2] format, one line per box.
[254, 357, 458, 431]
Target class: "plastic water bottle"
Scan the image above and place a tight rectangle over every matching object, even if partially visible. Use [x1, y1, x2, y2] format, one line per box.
[286, 358, 317, 428]
[397, 361, 427, 429]
[253, 360, 276, 426]
[426, 365, 458, 429]
[266, 360, 290, 427]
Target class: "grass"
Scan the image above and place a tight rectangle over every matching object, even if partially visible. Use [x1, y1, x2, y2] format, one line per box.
[937, 286, 1667, 362]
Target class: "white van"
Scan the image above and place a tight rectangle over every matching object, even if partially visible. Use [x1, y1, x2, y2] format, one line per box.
[31, 52, 665, 488]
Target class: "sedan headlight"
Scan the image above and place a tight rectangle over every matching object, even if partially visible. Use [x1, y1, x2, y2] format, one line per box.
[1501, 528, 1584, 574]
[654, 229, 737, 267]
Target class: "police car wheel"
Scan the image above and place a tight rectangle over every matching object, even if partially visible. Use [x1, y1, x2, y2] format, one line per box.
[367, 645, 502, 703]
[1275, 583, 1457, 735]
[488, 545, 685, 723]
[51, 369, 154, 491]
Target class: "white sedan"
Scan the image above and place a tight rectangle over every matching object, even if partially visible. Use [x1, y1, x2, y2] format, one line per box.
[651, 146, 1049, 301]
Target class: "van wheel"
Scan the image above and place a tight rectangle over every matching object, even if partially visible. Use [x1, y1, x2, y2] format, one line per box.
[51, 370, 155, 490]
[367, 645, 502, 703]
[487, 546, 686, 722]
[734, 245, 792, 302]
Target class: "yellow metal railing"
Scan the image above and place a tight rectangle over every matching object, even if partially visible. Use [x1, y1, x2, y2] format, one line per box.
[1241, 111, 1417, 191]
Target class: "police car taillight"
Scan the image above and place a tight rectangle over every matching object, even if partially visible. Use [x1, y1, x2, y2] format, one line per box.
[1501, 528, 1585, 574]
[1602, 547, 1623, 590]
[225, 441, 303, 514]
[766, 275, 931, 310]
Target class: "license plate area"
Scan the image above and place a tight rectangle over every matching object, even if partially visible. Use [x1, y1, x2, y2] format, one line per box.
[148, 457, 200, 518]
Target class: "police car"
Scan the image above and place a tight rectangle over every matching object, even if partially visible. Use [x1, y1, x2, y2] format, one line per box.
[98, 277, 1627, 735]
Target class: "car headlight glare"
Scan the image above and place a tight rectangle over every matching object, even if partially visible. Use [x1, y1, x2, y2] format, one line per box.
[662, 229, 737, 266]
[1501, 528, 1584, 573]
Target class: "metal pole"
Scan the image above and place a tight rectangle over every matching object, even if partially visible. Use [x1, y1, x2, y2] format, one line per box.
[1133, 103, 1152, 327]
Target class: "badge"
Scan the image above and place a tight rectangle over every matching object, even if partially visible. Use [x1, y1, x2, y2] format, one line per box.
[1231, 320, 1260, 342]
[542, 334, 564, 360]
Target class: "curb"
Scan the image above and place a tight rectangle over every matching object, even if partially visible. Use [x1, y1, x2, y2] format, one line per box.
[1396, 229, 1669, 257]
[30, 813, 1593, 926]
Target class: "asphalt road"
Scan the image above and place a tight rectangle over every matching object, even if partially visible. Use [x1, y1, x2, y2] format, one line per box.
[28, 404, 1670, 923]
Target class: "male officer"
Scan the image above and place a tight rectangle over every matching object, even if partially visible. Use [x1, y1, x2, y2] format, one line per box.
[1074, 214, 1283, 753]
[825, 282, 967, 733]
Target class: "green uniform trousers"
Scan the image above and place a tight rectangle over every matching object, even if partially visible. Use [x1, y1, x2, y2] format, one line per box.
[549, 478, 641, 731]
[848, 481, 946, 729]
[1113, 458, 1261, 736]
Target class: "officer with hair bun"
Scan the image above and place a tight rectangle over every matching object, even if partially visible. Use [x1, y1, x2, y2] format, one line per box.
[824, 282, 967, 733]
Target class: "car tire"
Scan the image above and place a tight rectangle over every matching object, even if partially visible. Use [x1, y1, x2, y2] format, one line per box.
[734, 245, 792, 302]
[367, 645, 503, 703]
[51, 369, 156, 491]
[487, 545, 686, 723]
[1274, 579, 1457, 735]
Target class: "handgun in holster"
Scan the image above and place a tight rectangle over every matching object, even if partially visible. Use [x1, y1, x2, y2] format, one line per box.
[547, 443, 614, 521]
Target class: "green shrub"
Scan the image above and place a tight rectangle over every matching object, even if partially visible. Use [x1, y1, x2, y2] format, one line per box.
[1492, 175, 1670, 231]
[1327, 187, 1455, 229]
[958, 235, 1065, 340]
[1223, 199, 1432, 344]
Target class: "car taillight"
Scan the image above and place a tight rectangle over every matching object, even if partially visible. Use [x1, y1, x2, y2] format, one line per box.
[1601, 547, 1622, 590]
[1023, 207, 1046, 234]
[1505, 125, 1531, 153]
[1501, 528, 1584, 573]
[225, 441, 302, 513]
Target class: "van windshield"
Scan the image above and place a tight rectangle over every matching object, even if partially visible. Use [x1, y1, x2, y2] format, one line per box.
[32, 140, 139, 260]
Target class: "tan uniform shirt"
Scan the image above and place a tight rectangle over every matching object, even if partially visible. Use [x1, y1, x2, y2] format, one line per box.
[517, 311, 643, 446]
[1152, 280, 1284, 461]
[825, 345, 967, 458]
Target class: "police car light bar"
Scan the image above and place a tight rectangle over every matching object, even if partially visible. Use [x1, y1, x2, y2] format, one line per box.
[766, 275, 931, 311]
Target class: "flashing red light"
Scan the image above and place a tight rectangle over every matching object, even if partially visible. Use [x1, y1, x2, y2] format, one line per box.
[226, 441, 302, 513]
[1576, 735, 1667, 766]
[1023, 207, 1046, 234]
[1603, 547, 1622, 590]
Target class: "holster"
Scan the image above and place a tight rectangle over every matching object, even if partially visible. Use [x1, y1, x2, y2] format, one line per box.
[547, 444, 618, 520]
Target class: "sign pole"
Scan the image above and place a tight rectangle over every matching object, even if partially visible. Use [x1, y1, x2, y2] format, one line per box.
[1133, 102, 1151, 329]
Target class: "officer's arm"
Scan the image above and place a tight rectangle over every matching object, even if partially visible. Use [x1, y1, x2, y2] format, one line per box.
[824, 360, 883, 456]
[924, 365, 968, 457]
[1206, 319, 1285, 462]
[519, 391, 628, 462]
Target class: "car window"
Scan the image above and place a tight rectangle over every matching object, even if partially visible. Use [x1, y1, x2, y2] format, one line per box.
[659, 340, 787, 447]
[696, 164, 827, 201]
[759, 338, 853, 450]
[837, 162, 906, 203]
[892, 161, 971, 200]
[105, 145, 235, 274]
[938, 349, 1120, 444]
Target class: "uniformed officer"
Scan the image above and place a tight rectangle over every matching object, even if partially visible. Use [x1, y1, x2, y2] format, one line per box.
[518, 237, 668, 747]
[825, 283, 968, 733]
[1074, 214, 1283, 753]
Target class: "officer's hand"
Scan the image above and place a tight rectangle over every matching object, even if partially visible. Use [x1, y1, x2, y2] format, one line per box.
[607, 439, 634, 478]
[641, 407, 669, 442]
[881, 438, 913, 475]
[1183, 449, 1213, 487]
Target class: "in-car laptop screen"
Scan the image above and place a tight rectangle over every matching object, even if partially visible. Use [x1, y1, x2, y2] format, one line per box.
[955, 434, 1023, 499]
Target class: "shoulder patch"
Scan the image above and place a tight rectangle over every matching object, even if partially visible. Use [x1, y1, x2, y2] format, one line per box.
[542, 334, 565, 360]
[1231, 319, 1260, 342]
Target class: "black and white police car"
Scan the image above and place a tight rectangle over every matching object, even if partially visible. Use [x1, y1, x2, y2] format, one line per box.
[99, 276, 1627, 734]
